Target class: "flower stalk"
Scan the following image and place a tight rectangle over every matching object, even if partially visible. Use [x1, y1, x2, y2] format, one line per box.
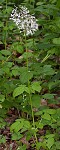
[10, 5, 38, 148]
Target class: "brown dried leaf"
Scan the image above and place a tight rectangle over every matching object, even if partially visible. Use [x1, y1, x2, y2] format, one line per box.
[41, 99, 48, 106]
[20, 136, 30, 148]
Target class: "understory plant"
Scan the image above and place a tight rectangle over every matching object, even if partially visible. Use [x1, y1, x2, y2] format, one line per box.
[0, 0, 60, 150]
[10, 5, 39, 148]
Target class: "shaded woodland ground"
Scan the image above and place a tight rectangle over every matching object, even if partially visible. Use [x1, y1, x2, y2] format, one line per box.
[0, 0, 60, 150]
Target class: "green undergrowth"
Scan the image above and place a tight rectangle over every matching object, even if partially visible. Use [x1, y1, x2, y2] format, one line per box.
[0, 0, 60, 150]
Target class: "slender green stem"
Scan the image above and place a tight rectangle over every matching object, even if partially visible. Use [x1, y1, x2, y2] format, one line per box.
[24, 32, 38, 147]
[24, 32, 28, 71]
[29, 93, 38, 143]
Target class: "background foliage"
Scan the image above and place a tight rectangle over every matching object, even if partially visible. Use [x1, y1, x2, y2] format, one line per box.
[0, 0, 60, 149]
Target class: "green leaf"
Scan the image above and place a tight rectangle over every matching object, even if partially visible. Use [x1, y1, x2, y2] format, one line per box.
[32, 94, 40, 108]
[10, 121, 23, 132]
[43, 109, 56, 114]
[12, 132, 23, 140]
[42, 113, 51, 120]
[20, 71, 33, 84]
[22, 52, 33, 59]
[43, 93, 54, 99]
[24, 87, 30, 94]
[35, 111, 43, 116]
[46, 137, 54, 149]
[11, 42, 24, 54]
[36, 122, 43, 129]
[0, 0, 5, 4]
[0, 104, 2, 108]
[13, 85, 26, 97]
[0, 118, 6, 128]
[2, 67, 10, 74]
[36, 2, 44, 6]
[6, 62, 13, 68]
[48, 80, 60, 90]
[31, 82, 41, 92]
[10, 119, 30, 132]
[23, 120, 31, 129]
[0, 94, 5, 103]
[12, 69, 19, 76]
[45, 134, 55, 138]
[53, 38, 60, 44]
[36, 142, 42, 149]
[57, 0, 60, 8]
[17, 45, 24, 53]
[0, 50, 11, 56]
[42, 65, 55, 75]
[55, 141, 60, 149]
[19, 67, 33, 83]
[0, 136, 6, 144]
[0, 21, 4, 27]
[55, 17, 60, 28]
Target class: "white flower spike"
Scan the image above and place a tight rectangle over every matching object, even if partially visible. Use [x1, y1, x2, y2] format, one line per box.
[10, 5, 38, 36]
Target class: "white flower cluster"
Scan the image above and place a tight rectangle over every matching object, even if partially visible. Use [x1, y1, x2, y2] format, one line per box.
[10, 5, 38, 36]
